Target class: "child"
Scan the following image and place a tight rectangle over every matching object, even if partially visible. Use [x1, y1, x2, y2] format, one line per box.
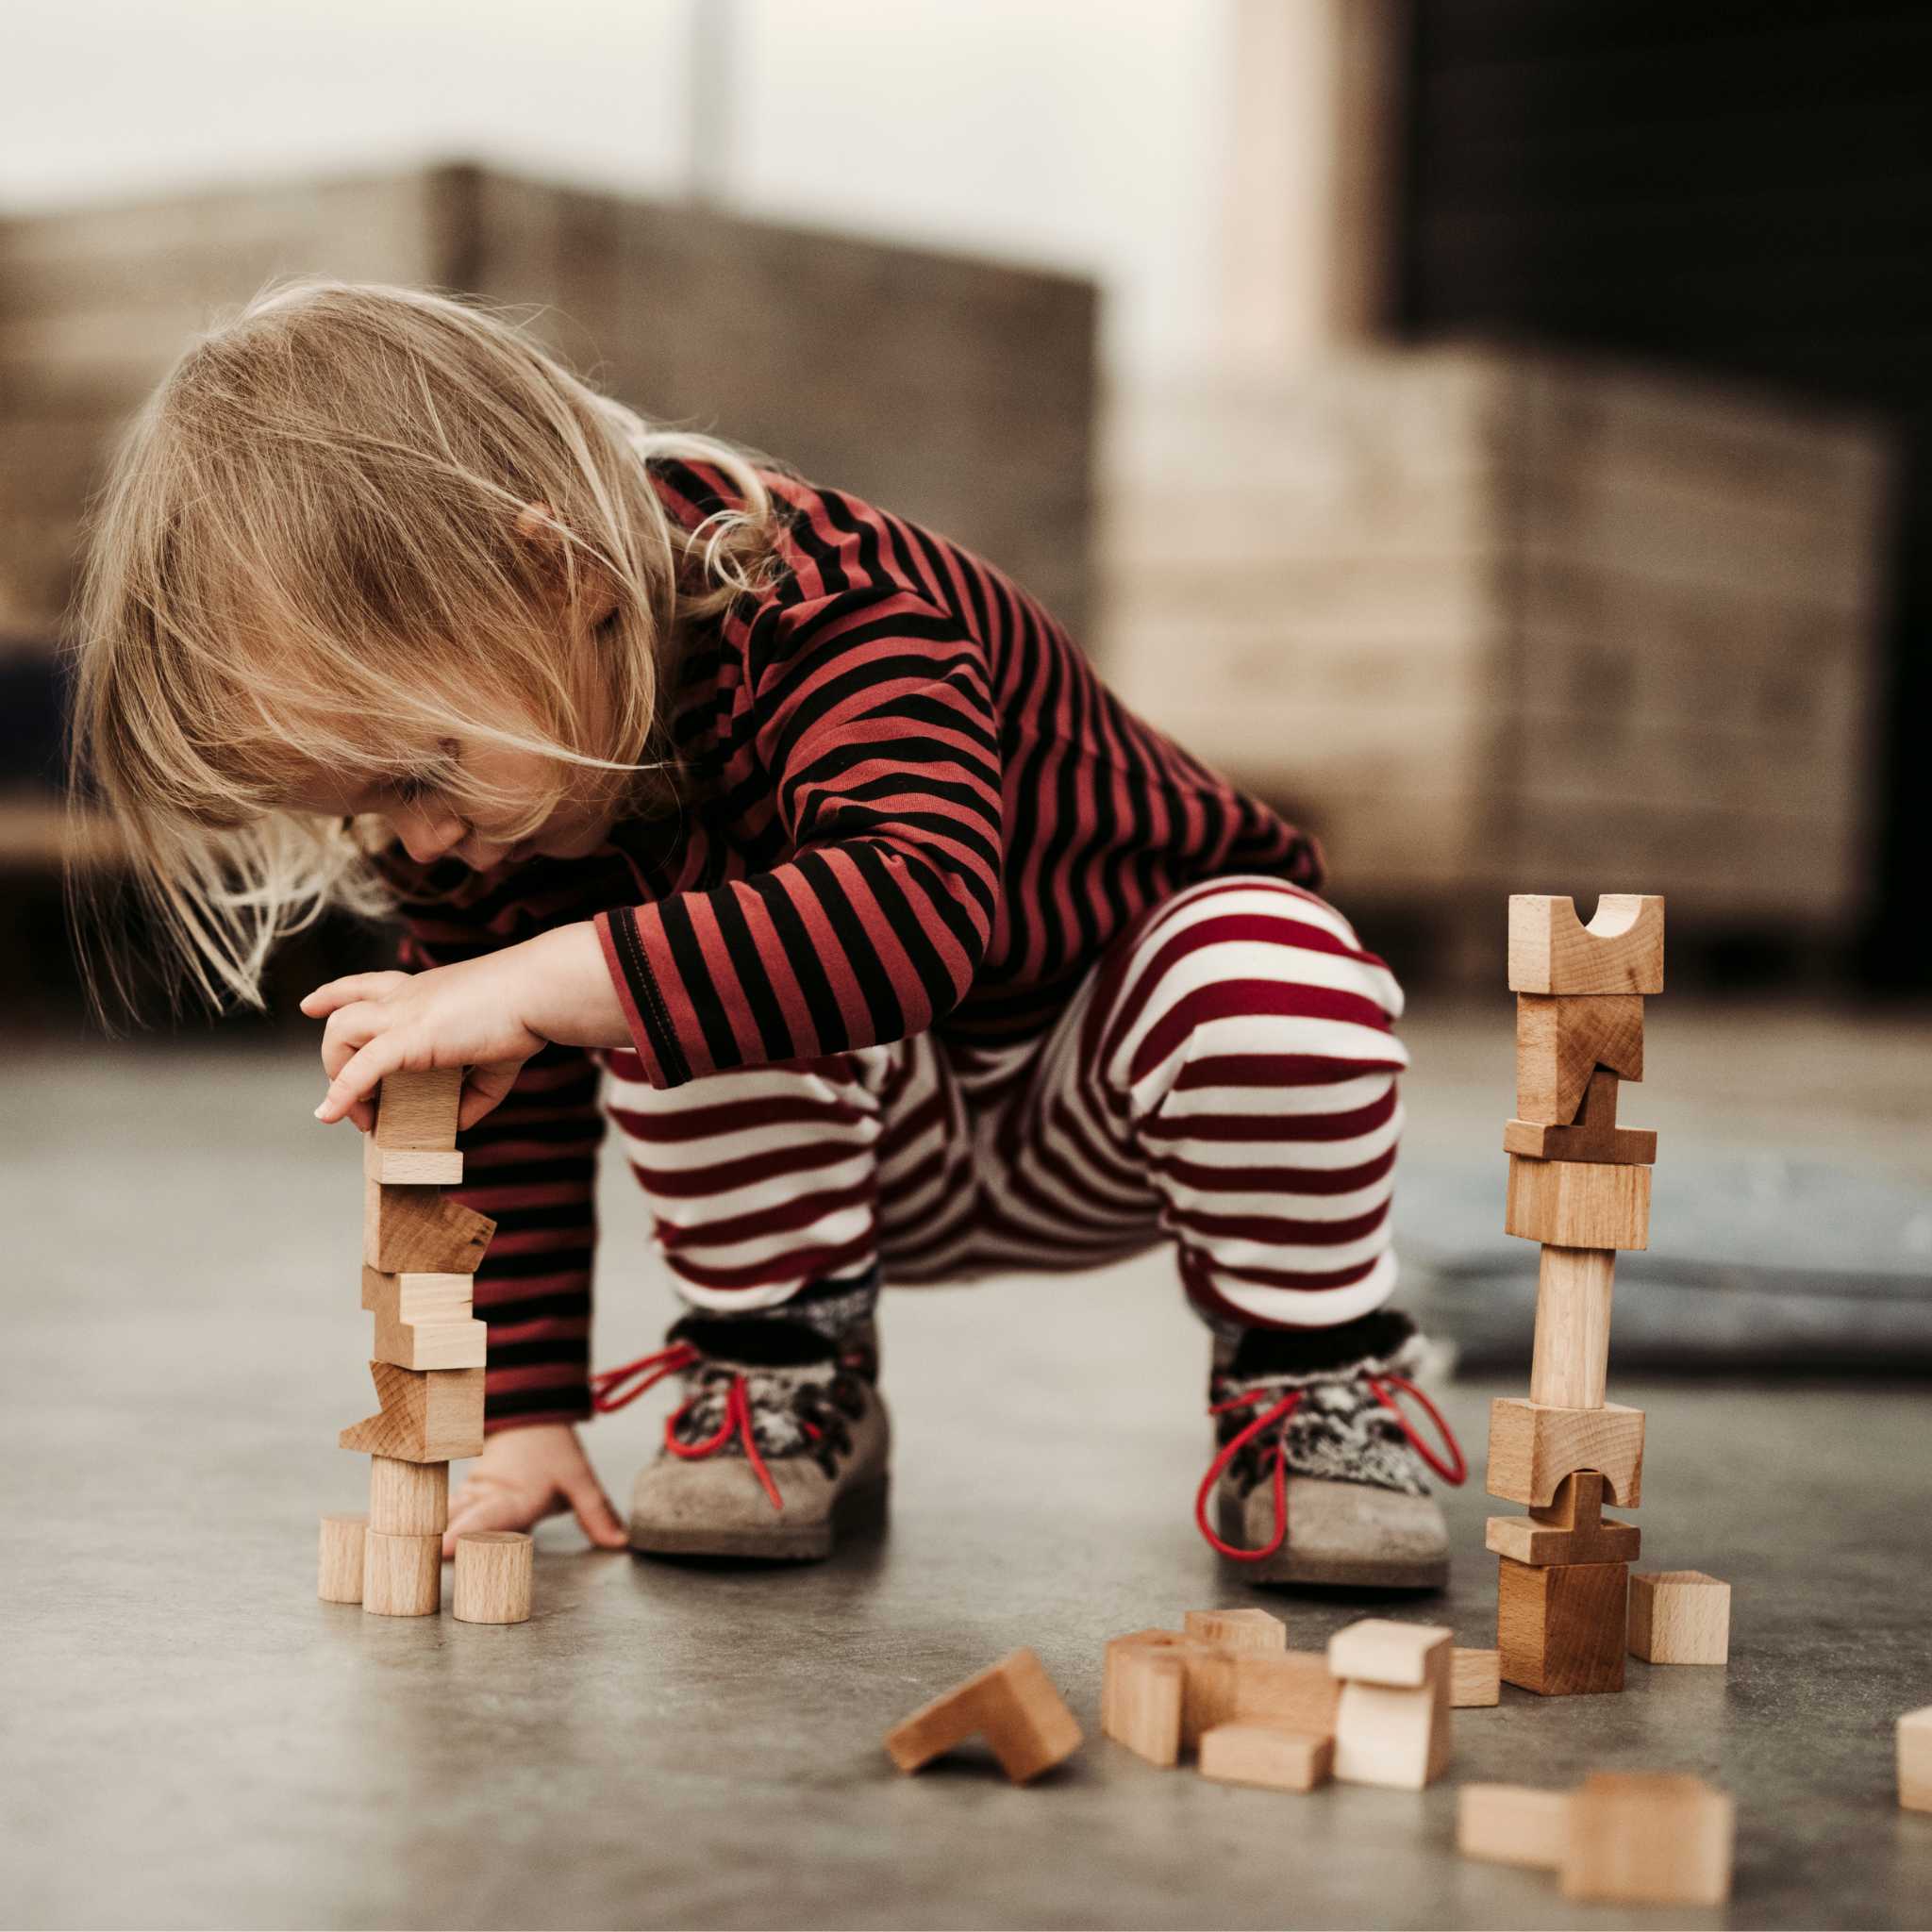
[70, 279, 1462, 1589]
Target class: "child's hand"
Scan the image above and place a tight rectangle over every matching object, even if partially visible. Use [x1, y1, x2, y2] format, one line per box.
[442, 1422, 629, 1556]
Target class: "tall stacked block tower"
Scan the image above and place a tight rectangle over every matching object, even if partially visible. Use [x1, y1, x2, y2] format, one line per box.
[1485, 895, 1664, 1695]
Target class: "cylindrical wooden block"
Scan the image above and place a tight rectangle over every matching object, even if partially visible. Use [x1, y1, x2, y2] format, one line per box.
[363, 1529, 441, 1616]
[318, 1510, 368, 1603]
[1530, 1245, 1616, 1408]
[453, 1530, 532, 1624]
[368, 1455, 449, 1536]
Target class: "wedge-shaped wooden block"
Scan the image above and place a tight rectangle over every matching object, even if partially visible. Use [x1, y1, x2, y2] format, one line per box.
[1331, 1622, 1451, 1788]
[340, 1360, 485, 1462]
[1528, 1246, 1617, 1409]
[1560, 1772, 1733, 1906]
[1508, 894, 1664, 995]
[368, 1455, 449, 1536]
[364, 1136, 463, 1186]
[1199, 1723, 1332, 1792]
[363, 1527, 441, 1617]
[1489, 1471, 1641, 1567]
[1514, 994, 1643, 1124]
[1451, 1648, 1501, 1707]
[1184, 1607, 1287, 1654]
[885, 1648, 1082, 1784]
[375, 1067, 463, 1150]
[1498, 1557, 1627, 1696]
[1628, 1571, 1730, 1665]
[453, 1530, 532, 1624]
[1506, 1156, 1650, 1251]
[318, 1510, 367, 1604]
[1457, 1783, 1571, 1868]
[1487, 1398, 1644, 1507]
[1900, 1707, 1932, 1813]
[1506, 1068, 1657, 1165]
[1327, 1619, 1453, 1688]
[363, 1174, 494, 1274]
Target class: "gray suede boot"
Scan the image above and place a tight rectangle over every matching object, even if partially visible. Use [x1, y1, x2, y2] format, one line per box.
[626, 1315, 890, 1562]
[1200, 1312, 1465, 1591]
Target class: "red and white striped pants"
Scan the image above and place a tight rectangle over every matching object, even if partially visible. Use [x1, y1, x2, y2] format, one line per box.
[598, 878, 1408, 1331]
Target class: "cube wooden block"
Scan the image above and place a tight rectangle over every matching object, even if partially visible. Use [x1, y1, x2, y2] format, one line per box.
[1183, 1607, 1288, 1654]
[1199, 1723, 1332, 1792]
[1487, 1398, 1644, 1508]
[884, 1648, 1082, 1784]
[1457, 1783, 1572, 1868]
[1488, 1472, 1641, 1567]
[1900, 1707, 1932, 1813]
[1451, 1648, 1501, 1707]
[367, 1455, 449, 1537]
[339, 1360, 486, 1463]
[1505, 1067, 1657, 1165]
[1497, 1557, 1627, 1696]
[1331, 1624, 1452, 1789]
[1560, 1772, 1734, 1906]
[453, 1529, 532, 1624]
[1506, 1156, 1651, 1251]
[374, 1067, 463, 1149]
[1628, 1571, 1731, 1665]
[1101, 1629, 1186, 1740]
[317, 1510, 367, 1604]
[1514, 993, 1643, 1124]
[1198, 1650, 1341, 1747]
[1508, 894, 1665, 995]
[1327, 1619, 1453, 1688]
[362, 1527, 441, 1617]
[364, 1136, 463, 1186]
[1103, 1641, 1186, 1767]
[363, 1175, 494, 1274]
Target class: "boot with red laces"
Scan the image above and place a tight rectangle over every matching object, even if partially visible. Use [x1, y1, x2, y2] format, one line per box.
[1196, 1310, 1466, 1590]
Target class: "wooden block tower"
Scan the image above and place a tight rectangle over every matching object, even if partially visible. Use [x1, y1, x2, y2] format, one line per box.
[1486, 894, 1662, 1695]
[317, 1069, 496, 1617]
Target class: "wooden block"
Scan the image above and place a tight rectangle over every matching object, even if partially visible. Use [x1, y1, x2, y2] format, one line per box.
[1106, 1646, 1186, 1767]
[1508, 894, 1665, 995]
[884, 1648, 1082, 1784]
[363, 1175, 494, 1274]
[339, 1360, 486, 1462]
[1514, 994, 1643, 1124]
[1326, 1619, 1453, 1688]
[374, 1067, 463, 1150]
[1900, 1707, 1932, 1813]
[1488, 1471, 1641, 1566]
[1332, 1670, 1453, 1790]
[453, 1529, 533, 1624]
[1628, 1571, 1731, 1665]
[1528, 1246, 1616, 1408]
[1457, 1783, 1572, 1868]
[1487, 1397, 1644, 1507]
[1506, 1157, 1651, 1251]
[1451, 1648, 1501, 1707]
[367, 1455, 449, 1536]
[1101, 1629, 1186, 1738]
[362, 1528, 441, 1617]
[373, 1304, 489, 1372]
[317, 1510, 367, 1604]
[361, 1265, 474, 1318]
[1224, 1651, 1341, 1740]
[1560, 1772, 1734, 1906]
[1506, 1068, 1657, 1165]
[1497, 1557, 1627, 1696]
[1184, 1607, 1288, 1654]
[1198, 1723, 1333, 1792]
[364, 1136, 463, 1186]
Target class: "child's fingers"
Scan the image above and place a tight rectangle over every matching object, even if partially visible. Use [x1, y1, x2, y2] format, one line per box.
[458, 1062, 524, 1130]
[299, 971, 410, 1019]
[441, 1478, 532, 1556]
[562, 1470, 629, 1550]
[315, 1036, 406, 1124]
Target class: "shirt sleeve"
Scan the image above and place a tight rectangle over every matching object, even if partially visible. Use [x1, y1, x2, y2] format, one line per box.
[595, 585, 1003, 1088]
[389, 900, 606, 1434]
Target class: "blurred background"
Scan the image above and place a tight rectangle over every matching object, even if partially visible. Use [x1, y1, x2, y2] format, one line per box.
[2, 3, 1926, 1357]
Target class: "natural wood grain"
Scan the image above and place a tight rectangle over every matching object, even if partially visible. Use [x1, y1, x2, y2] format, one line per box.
[1507, 894, 1665, 995]
[1497, 1557, 1628, 1696]
[1514, 994, 1643, 1124]
[362, 1175, 494, 1274]
[1506, 1157, 1651, 1251]
[1628, 1571, 1731, 1665]
[1505, 1068, 1657, 1164]
[363, 1137, 463, 1186]
[1100, 1629, 1186, 1740]
[1560, 1772, 1734, 1905]
[1900, 1707, 1932, 1813]
[1211, 1650, 1341, 1746]
[1451, 1648, 1501, 1707]
[1199, 1723, 1333, 1792]
[1487, 1399, 1645, 1507]
[360, 1266, 474, 1319]
[1104, 1645, 1186, 1767]
[453, 1530, 532, 1625]
[1488, 1471, 1641, 1566]
[1331, 1638, 1453, 1790]
[1529, 1245, 1617, 1407]
[317, 1511, 367, 1604]
[1457, 1783, 1572, 1867]
[367, 1456, 448, 1537]
[1183, 1607, 1288, 1654]
[374, 1069, 463, 1150]
[1326, 1619, 1454, 1689]
[362, 1528, 441, 1617]
[884, 1649, 1082, 1784]
[339, 1361, 485, 1463]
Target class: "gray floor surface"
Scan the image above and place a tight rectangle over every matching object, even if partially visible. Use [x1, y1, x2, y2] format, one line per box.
[4, 1023, 1930, 1930]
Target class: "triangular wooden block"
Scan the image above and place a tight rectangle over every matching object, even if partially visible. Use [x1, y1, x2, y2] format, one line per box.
[340, 1360, 485, 1462]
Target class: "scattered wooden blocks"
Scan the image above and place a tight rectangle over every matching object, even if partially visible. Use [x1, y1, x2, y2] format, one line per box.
[363, 1175, 494, 1274]
[1628, 1571, 1731, 1665]
[885, 1648, 1082, 1784]
[317, 1510, 367, 1604]
[374, 1067, 463, 1149]
[1497, 1556, 1627, 1696]
[1527, 1246, 1616, 1409]
[1513, 993, 1644, 1124]
[364, 1136, 464, 1186]
[340, 1360, 486, 1463]
[1487, 1397, 1644, 1508]
[1328, 1620, 1453, 1789]
[1488, 1471, 1641, 1568]
[1507, 894, 1665, 996]
[1900, 1707, 1932, 1813]
[1451, 1648, 1500, 1707]
[1505, 1155, 1651, 1251]
[1183, 1607, 1287, 1653]
[1457, 1783, 1572, 1868]
[362, 1528, 441, 1617]
[453, 1530, 533, 1624]
[368, 1455, 449, 1537]
[1505, 1067, 1657, 1166]
[1199, 1723, 1332, 1792]
[1561, 1772, 1734, 1906]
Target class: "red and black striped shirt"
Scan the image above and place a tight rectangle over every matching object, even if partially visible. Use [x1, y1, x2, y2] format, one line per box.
[384, 460, 1320, 1425]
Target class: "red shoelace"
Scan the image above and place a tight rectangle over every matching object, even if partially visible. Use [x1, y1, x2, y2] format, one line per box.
[1194, 1374, 1467, 1560]
[591, 1342, 820, 1514]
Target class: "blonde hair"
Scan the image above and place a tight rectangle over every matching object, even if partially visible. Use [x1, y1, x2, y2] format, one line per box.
[67, 276, 781, 1020]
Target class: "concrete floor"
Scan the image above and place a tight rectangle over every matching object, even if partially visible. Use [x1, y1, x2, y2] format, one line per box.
[5, 1022, 1931, 1929]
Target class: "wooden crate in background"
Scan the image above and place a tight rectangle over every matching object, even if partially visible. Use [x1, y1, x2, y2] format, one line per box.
[1097, 347, 1893, 970]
